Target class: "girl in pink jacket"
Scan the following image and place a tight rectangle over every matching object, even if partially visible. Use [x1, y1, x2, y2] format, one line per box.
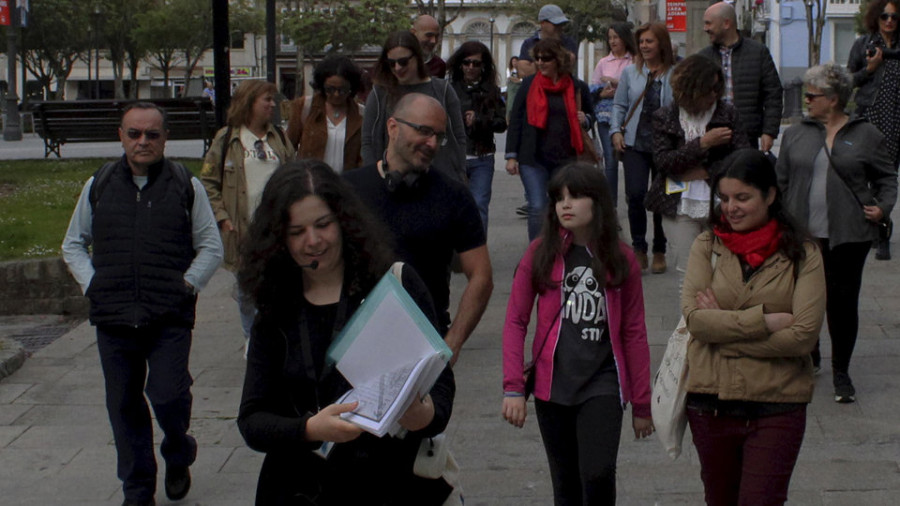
[502, 163, 653, 505]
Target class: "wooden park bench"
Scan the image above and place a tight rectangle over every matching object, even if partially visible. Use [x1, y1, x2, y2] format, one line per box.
[29, 98, 216, 158]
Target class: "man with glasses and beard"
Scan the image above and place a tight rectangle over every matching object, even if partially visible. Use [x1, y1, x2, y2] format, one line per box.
[345, 93, 493, 366]
[62, 103, 222, 506]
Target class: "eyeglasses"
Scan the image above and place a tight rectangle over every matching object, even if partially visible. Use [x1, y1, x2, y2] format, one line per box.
[880, 12, 899, 21]
[254, 140, 267, 160]
[125, 128, 162, 140]
[386, 55, 413, 68]
[393, 117, 448, 146]
[324, 85, 351, 96]
[534, 55, 556, 63]
[462, 59, 483, 68]
[804, 92, 826, 101]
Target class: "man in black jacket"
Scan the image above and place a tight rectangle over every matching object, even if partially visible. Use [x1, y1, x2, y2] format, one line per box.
[699, 1, 783, 152]
[62, 103, 223, 506]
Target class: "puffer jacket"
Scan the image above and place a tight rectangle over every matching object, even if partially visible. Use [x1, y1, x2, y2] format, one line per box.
[698, 37, 783, 140]
[201, 124, 295, 271]
[502, 233, 651, 417]
[681, 232, 826, 403]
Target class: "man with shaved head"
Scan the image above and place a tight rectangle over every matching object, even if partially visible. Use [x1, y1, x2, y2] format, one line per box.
[412, 14, 447, 77]
[344, 93, 493, 366]
[699, 1, 783, 152]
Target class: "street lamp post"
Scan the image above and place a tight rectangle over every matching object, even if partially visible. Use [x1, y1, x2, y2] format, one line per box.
[489, 17, 495, 55]
[3, 0, 23, 141]
[93, 6, 102, 99]
[87, 25, 93, 99]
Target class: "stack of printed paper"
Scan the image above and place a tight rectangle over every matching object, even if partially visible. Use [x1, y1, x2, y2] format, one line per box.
[327, 269, 452, 437]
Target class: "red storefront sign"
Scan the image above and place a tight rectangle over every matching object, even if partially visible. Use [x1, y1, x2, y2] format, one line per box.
[0, 1, 11, 26]
[667, 0, 687, 32]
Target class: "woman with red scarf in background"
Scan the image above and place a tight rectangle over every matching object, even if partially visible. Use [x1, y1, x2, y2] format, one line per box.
[681, 149, 826, 506]
[505, 38, 594, 240]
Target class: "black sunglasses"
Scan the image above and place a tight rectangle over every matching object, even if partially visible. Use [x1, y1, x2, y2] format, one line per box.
[324, 85, 351, 96]
[534, 55, 556, 63]
[880, 12, 899, 21]
[386, 55, 413, 68]
[254, 140, 267, 160]
[393, 117, 448, 146]
[462, 59, 483, 67]
[125, 128, 162, 140]
[804, 92, 825, 101]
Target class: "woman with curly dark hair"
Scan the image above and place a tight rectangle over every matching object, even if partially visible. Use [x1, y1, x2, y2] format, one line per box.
[447, 41, 507, 231]
[362, 31, 467, 182]
[286, 56, 365, 172]
[649, 54, 749, 288]
[237, 160, 456, 505]
[848, 0, 899, 260]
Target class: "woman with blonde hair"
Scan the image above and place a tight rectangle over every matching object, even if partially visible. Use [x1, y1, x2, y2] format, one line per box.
[201, 79, 296, 354]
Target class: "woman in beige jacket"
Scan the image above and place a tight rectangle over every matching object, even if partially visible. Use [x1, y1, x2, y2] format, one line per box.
[681, 149, 826, 506]
[201, 80, 296, 354]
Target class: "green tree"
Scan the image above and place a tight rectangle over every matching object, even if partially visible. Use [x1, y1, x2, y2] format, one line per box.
[133, 4, 184, 98]
[15, 0, 90, 100]
[280, 0, 409, 96]
[804, 0, 828, 66]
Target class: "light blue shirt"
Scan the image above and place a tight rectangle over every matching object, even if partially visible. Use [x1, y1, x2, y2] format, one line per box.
[609, 63, 674, 147]
[61, 172, 223, 295]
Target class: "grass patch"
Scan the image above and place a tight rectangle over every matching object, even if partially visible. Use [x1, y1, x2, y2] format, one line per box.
[0, 158, 203, 262]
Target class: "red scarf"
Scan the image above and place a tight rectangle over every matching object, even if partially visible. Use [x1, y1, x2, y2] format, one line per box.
[712, 218, 782, 268]
[526, 72, 584, 153]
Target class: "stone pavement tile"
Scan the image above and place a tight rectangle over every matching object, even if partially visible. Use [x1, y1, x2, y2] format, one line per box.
[190, 416, 244, 448]
[617, 461, 704, 497]
[193, 366, 246, 388]
[823, 489, 899, 506]
[13, 367, 105, 405]
[219, 446, 264, 475]
[792, 460, 900, 492]
[192, 386, 242, 416]
[1, 360, 72, 384]
[0, 381, 30, 403]
[9, 423, 111, 449]
[0, 447, 81, 492]
[619, 492, 707, 505]
[460, 467, 553, 505]
[0, 425, 27, 447]
[40, 446, 120, 503]
[798, 441, 900, 462]
[13, 403, 107, 426]
[0, 404, 31, 425]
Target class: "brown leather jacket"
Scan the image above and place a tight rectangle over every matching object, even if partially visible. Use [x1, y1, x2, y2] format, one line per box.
[286, 94, 363, 172]
[681, 232, 826, 404]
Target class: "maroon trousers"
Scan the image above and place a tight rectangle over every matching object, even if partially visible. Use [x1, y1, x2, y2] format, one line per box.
[688, 406, 807, 506]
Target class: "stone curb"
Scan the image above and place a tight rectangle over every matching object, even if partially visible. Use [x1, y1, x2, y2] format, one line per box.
[0, 337, 26, 381]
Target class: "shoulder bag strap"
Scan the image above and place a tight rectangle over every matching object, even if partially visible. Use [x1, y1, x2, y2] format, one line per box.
[621, 70, 656, 132]
[822, 142, 867, 208]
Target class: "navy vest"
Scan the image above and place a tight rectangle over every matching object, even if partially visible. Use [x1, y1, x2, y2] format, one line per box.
[88, 158, 196, 328]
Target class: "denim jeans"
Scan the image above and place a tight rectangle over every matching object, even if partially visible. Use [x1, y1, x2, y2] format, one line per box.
[596, 123, 619, 206]
[97, 325, 197, 502]
[622, 148, 666, 253]
[520, 163, 561, 240]
[466, 154, 495, 233]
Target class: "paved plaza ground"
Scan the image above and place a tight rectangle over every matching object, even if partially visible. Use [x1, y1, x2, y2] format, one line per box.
[1, 134, 898, 505]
